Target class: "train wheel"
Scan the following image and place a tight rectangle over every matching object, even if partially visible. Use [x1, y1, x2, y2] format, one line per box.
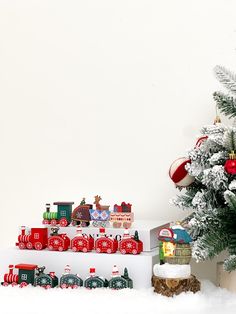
[61, 283, 67, 289]
[59, 218, 68, 227]
[51, 219, 57, 226]
[19, 242, 25, 250]
[81, 221, 87, 227]
[123, 222, 131, 228]
[58, 246, 64, 252]
[132, 249, 137, 255]
[100, 221, 107, 228]
[42, 219, 49, 225]
[121, 249, 126, 254]
[71, 220, 77, 226]
[72, 285, 78, 289]
[26, 242, 33, 249]
[72, 246, 77, 252]
[20, 282, 28, 288]
[2, 282, 9, 287]
[82, 247, 88, 253]
[92, 221, 99, 227]
[45, 285, 51, 289]
[11, 282, 17, 287]
[48, 245, 53, 250]
[35, 242, 43, 250]
[96, 248, 101, 253]
[107, 248, 112, 254]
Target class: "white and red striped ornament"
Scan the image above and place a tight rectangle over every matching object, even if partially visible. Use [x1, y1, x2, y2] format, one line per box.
[169, 157, 194, 187]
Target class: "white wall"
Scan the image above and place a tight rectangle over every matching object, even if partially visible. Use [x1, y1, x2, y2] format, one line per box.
[0, 0, 236, 250]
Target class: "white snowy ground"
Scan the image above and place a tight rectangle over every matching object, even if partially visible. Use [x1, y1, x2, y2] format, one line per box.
[0, 280, 235, 314]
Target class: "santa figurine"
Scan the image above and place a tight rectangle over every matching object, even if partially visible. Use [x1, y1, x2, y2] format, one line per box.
[76, 227, 83, 237]
[123, 229, 131, 239]
[64, 264, 71, 275]
[111, 265, 120, 278]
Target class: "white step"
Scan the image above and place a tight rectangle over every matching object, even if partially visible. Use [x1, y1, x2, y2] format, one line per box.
[41, 219, 167, 252]
[0, 247, 159, 289]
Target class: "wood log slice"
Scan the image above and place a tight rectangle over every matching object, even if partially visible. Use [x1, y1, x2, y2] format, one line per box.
[152, 274, 200, 297]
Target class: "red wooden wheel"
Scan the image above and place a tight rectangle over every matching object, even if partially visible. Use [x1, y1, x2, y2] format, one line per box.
[82, 247, 88, 253]
[72, 246, 77, 252]
[71, 220, 77, 226]
[120, 249, 126, 254]
[51, 219, 57, 226]
[72, 285, 78, 289]
[45, 285, 51, 289]
[58, 246, 64, 252]
[59, 218, 68, 227]
[132, 249, 138, 255]
[20, 282, 28, 288]
[123, 222, 131, 228]
[96, 248, 101, 253]
[107, 248, 112, 254]
[11, 282, 17, 287]
[26, 242, 33, 249]
[42, 219, 49, 225]
[34, 242, 43, 250]
[19, 242, 25, 250]
[2, 282, 9, 287]
[61, 283, 67, 289]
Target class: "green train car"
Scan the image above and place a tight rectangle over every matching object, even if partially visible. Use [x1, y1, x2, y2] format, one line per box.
[42, 202, 74, 227]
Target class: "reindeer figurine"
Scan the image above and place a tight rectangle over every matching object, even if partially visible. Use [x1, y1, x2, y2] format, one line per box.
[94, 195, 110, 211]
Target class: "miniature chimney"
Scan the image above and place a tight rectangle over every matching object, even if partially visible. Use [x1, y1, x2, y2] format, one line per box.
[111, 265, 119, 277]
[21, 226, 26, 236]
[46, 203, 50, 213]
[90, 268, 96, 277]
[9, 265, 14, 275]
[64, 265, 71, 274]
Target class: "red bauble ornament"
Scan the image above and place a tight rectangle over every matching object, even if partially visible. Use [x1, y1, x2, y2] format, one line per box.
[169, 157, 195, 187]
[224, 151, 236, 175]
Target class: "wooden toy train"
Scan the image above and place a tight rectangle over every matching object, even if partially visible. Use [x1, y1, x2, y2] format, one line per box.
[1, 264, 133, 290]
[43, 196, 134, 228]
[16, 226, 143, 255]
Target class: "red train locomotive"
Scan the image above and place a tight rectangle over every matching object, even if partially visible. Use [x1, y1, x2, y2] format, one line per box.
[16, 226, 48, 250]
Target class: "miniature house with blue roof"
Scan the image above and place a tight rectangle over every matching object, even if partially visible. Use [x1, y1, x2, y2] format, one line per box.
[158, 223, 192, 265]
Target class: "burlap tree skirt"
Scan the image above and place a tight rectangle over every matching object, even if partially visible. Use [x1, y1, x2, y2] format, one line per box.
[152, 275, 201, 297]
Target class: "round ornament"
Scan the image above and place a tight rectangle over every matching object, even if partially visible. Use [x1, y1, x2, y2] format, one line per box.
[224, 151, 236, 175]
[169, 157, 194, 187]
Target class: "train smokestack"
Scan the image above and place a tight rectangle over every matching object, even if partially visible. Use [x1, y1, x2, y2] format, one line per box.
[46, 203, 50, 213]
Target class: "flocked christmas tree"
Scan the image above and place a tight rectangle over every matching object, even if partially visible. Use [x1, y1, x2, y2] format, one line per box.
[171, 66, 236, 272]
